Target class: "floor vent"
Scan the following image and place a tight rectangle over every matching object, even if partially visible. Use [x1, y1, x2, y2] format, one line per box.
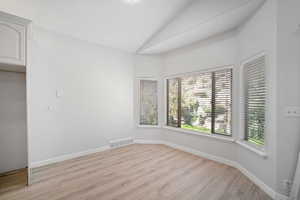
[109, 138, 133, 148]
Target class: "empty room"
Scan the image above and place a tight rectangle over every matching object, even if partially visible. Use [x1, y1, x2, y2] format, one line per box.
[0, 0, 300, 199]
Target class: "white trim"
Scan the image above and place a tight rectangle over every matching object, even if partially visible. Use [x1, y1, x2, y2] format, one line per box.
[163, 65, 234, 79]
[26, 21, 32, 185]
[163, 124, 267, 157]
[163, 65, 234, 137]
[240, 51, 267, 67]
[109, 137, 133, 144]
[134, 139, 236, 167]
[134, 139, 277, 199]
[236, 140, 267, 158]
[137, 125, 161, 128]
[235, 162, 275, 198]
[136, 76, 158, 80]
[136, 78, 159, 127]
[134, 139, 164, 145]
[163, 78, 168, 125]
[0, 10, 31, 26]
[289, 153, 300, 200]
[30, 145, 110, 168]
[239, 51, 268, 150]
[163, 126, 235, 143]
[163, 141, 236, 167]
[28, 139, 284, 200]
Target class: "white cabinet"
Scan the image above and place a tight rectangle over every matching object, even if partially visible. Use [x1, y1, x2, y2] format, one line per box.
[0, 21, 26, 66]
[0, 11, 30, 70]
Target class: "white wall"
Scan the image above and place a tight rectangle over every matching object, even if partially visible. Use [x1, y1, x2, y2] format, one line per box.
[0, 71, 27, 173]
[133, 55, 164, 141]
[159, 0, 279, 194]
[28, 26, 135, 165]
[2, 1, 299, 198]
[13, 1, 282, 197]
[236, 0, 277, 191]
[276, 0, 300, 195]
[161, 31, 239, 162]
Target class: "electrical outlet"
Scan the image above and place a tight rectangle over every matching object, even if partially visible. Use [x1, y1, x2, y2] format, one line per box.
[285, 106, 300, 117]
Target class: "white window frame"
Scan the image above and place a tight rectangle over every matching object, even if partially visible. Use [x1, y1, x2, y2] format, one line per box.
[163, 65, 235, 142]
[137, 77, 160, 128]
[238, 52, 268, 157]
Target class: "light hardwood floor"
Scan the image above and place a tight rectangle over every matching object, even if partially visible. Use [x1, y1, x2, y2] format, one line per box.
[0, 169, 27, 195]
[0, 144, 272, 200]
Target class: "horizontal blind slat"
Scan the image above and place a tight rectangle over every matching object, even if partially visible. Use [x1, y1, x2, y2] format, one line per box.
[213, 69, 232, 136]
[244, 55, 266, 146]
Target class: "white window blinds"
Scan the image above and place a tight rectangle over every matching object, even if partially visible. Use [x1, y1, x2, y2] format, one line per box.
[139, 80, 158, 126]
[166, 68, 232, 136]
[244, 55, 266, 145]
[213, 69, 232, 135]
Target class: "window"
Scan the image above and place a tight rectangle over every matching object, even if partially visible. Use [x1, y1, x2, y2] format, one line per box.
[139, 80, 158, 126]
[166, 68, 232, 136]
[167, 78, 180, 127]
[244, 55, 266, 146]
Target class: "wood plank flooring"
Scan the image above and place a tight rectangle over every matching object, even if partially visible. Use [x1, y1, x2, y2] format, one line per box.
[0, 169, 27, 195]
[0, 144, 272, 200]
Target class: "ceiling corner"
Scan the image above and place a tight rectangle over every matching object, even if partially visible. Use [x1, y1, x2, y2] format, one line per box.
[135, 0, 196, 54]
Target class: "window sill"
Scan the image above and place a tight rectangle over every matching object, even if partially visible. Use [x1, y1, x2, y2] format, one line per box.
[162, 126, 235, 143]
[137, 125, 161, 129]
[236, 140, 268, 159]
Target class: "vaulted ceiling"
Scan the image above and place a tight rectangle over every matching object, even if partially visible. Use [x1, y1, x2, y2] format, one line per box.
[0, 0, 265, 54]
[139, 0, 266, 54]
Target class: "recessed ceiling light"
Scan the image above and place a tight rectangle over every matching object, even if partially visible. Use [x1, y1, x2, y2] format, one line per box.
[123, 0, 141, 5]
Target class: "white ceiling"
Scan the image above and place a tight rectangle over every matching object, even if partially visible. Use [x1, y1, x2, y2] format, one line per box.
[0, 0, 265, 54]
[139, 0, 266, 54]
[0, 0, 193, 52]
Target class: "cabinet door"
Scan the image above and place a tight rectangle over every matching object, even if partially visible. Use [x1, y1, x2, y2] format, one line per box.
[0, 20, 26, 66]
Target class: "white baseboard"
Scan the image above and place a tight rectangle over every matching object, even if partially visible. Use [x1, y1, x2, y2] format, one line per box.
[30, 145, 110, 168]
[235, 163, 277, 199]
[134, 139, 235, 167]
[163, 141, 237, 168]
[134, 139, 285, 200]
[134, 139, 164, 145]
[28, 139, 288, 200]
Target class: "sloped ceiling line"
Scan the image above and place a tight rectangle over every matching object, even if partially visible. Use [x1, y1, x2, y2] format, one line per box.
[135, 0, 196, 54]
[142, 0, 253, 49]
[138, 0, 266, 54]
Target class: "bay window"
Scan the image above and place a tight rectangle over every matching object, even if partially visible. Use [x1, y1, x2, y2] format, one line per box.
[166, 68, 232, 136]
